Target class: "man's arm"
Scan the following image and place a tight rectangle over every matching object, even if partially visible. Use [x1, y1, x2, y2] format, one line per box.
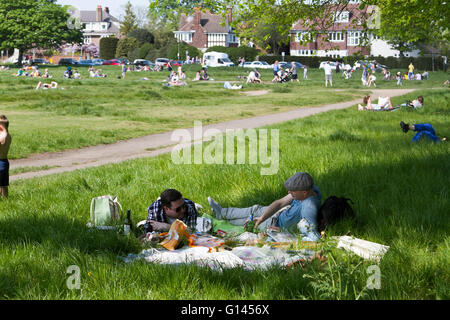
[254, 194, 293, 229]
[0, 126, 7, 145]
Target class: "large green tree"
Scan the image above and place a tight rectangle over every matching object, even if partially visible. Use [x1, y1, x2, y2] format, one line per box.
[0, 0, 83, 64]
[202, 0, 449, 55]
[148, 0, 204, 30]
[120, 1, 138, 36]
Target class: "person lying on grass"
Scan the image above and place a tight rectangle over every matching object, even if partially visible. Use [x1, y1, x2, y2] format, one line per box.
[400, 121, 447, 143]
[208, 172, 322, 241]
[358, 95, 394, 111]
[396, 96, 424, 109]
[35, 81, 58, 90]
[143, 189, 198, 233]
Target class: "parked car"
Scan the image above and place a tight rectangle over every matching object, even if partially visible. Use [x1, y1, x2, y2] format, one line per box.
[133, 59, 155, 67]
[203, 52, 234, 67]
[170, 60, 184, 67]
[282, 61, 306, 70]
[91, 59, 104, 65]
[115, 58, 130, 65]
[78, 59, 95, 66]
[103, 59, 121, 66]
[243, 61, 273, 69]
[319, 61, 351, 71]
[30, 58, 50, 65]
[155, 58, 170, 67]
[353, 60, 388, 72]
[58, 58, 79, 65]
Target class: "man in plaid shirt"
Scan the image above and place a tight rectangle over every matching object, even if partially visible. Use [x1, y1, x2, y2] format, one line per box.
[144, 189, 198, 233]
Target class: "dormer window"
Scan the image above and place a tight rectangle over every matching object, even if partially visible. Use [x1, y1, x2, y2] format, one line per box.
[334, 11, 349, 23]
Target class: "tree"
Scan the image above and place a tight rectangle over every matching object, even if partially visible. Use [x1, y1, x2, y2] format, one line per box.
[115, 37, 139, 58]
[203, 0, 449, 56]
[148, 0, 202, 30]
[0, 0, 83, 64]
[100, 37, 119, 60]
[128, 28, 155, 45]
[120, 1, 138, 36]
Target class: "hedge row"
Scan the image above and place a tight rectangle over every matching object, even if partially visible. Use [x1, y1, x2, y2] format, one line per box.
[206, 46, 261, 64]
[259, 54, 445, 71]
[99, 37, 119, 60]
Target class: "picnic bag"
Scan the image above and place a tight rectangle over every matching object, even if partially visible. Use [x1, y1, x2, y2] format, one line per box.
[90, 195, 123, 226]
[318, 196, 355, 232]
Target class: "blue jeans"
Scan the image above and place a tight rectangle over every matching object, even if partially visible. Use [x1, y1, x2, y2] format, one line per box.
[412, 124, 439, 143]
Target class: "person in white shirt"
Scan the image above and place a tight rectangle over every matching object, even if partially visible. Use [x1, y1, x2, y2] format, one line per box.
[324, 62, 333, 87]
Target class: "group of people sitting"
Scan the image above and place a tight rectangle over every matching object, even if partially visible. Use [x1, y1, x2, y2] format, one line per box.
[165, 70, 187, 86]
[358, 95, 424, 111]
[192, 68, 211, 81]
[13, 66, 52, 79]
[88, 66, 107, 78]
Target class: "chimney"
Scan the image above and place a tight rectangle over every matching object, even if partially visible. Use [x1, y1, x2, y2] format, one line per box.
[227, 6, 232, 24]
[104, 7, 109, 15]
[96, 5, 102, 22]
[194, 6, 201, 26]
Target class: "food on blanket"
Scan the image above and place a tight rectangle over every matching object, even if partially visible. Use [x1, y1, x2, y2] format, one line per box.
[160, 219, 189, 250]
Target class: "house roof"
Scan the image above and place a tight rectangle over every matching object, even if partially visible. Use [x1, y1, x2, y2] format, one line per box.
[179, 10, 229, 33]
[80, 10, 120, 24]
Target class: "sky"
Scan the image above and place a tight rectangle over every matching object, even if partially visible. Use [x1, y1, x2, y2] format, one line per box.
[56, 0, 150, 19]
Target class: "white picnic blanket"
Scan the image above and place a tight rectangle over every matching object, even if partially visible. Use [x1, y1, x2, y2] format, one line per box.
[120, 245, 314, 271]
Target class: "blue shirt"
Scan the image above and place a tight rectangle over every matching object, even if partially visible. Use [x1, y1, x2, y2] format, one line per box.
[276, 186, 321, 231]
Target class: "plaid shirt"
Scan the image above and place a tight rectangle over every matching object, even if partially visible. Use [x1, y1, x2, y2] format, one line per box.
[144, 197, 198, 233]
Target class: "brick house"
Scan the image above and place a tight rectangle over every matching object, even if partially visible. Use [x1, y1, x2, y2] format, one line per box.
[80, 5, 121, 47]
[290, 1, 419, 58]
[174, 6, 239, 52]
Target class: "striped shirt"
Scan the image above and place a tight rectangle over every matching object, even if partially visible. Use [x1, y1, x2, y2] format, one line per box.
[144, 198, 198, 233]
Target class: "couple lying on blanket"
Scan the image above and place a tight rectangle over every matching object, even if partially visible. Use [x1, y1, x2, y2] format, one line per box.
[143, 172, 324, 242]
[358, 95, 423, 111]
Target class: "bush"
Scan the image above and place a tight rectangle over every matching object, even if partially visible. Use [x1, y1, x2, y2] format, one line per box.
[116, 37, 139, 59]
[167, 42, 201, 60]
[99, 37, 119, 60]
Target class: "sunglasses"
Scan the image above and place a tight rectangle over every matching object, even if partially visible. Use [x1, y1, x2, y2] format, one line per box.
[171, 202, 186, 213]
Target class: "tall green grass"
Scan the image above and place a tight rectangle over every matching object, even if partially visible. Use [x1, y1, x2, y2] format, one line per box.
[0, 88, 448, 299]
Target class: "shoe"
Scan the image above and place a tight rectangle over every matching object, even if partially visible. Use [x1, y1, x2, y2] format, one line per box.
[400, 121, 409, 133]
[208, 196, 223, 219]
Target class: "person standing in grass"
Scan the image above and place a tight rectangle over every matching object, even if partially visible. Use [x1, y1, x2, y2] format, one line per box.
[0, 115, 11, 198]
[208, 172, 322, 240]
[324, 61, 333, 87]
[143, 189, 198, 233]
[408, 62, 414, 80]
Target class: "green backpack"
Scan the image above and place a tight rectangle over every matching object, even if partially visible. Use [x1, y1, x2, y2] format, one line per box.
[89, 195, 123, 227]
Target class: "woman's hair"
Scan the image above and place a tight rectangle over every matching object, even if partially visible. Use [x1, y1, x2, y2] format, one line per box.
[417, 96, 424, 104]
[363, 96, 370, 105]
[0, 115, 9, 129]
[160, 189, 182, 208]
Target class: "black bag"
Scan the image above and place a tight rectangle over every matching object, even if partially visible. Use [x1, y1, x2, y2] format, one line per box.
[318, 196, 355, 232]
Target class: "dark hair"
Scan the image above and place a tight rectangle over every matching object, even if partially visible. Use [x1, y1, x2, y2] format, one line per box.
[0, 115, 9, 129]
[160, 189, 182, 208]
[417, 96, 424, 104]
[363, 96, 370, 105]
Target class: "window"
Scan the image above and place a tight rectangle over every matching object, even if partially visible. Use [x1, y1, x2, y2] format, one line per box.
[328, 31, 344, 42]
[334, 11, 349, 23]
[83, 36, 91, 44]
[295, 31, 313, 42]
[207, 33, 226, 47]
[347, 31, 361, 46]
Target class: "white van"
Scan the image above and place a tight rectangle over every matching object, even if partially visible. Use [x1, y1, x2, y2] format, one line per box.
[203, 51, 235, 67]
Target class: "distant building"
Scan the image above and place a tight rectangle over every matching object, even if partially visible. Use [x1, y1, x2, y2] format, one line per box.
[290, 1, 419, 58]
[174, 6, 239, 52]
[80, 5, 121, 47]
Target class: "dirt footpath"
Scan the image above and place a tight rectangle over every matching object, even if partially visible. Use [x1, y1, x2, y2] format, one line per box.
[10, 88, 416, 181]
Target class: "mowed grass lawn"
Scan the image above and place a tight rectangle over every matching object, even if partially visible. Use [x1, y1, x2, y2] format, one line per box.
[0, 81, 448, 300]
[0, 64, 448, 159]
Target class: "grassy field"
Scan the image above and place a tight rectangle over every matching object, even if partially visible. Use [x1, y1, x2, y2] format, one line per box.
[0, 68, 448, 301]
[0, 64, 448, 159]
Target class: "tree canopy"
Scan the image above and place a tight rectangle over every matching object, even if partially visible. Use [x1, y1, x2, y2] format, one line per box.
[0, 0, 83, 63]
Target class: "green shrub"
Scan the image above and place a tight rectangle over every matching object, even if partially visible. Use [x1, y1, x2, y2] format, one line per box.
[99, 37, 119, 60]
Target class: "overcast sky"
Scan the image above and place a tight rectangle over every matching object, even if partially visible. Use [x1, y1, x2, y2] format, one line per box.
[56, 0, 150, 19]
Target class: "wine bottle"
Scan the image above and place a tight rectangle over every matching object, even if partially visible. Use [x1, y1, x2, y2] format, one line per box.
[245, 213, 255, 233]
[124, 209, 132, 236]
